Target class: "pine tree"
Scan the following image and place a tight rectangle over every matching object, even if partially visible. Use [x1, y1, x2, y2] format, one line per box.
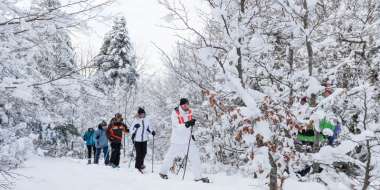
[94, 16, 138, 94]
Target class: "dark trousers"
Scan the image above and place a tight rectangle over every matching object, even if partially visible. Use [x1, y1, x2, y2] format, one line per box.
[95, 146, 109, 165]
[110, 142, 122, 166]
[134, 141, 147, 169]
[87, 145, 96, 160]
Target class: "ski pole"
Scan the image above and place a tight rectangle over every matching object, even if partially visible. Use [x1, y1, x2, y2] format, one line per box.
[123, 133, 126, 158]
[182, 125, 193, 180]
[105, 145, 110, 164]
[176, 155, 187, 175]
[128, 140, 136, 168]
[152, 136, 155, 173]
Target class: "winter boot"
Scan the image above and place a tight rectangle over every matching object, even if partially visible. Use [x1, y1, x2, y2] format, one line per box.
[137, 168, 144, 174]
[159, 173, 169, 179]
[87, 159, 91, 164]
[195, 177, 210, 183]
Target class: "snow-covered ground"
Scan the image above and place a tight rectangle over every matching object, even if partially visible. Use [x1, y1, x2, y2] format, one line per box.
[13, 157, 252, 190]
[12, 157, 327, 190]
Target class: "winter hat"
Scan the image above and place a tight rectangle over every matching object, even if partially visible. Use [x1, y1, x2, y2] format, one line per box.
[115, 113, 122, 118]
[180, 98, 189, 105]
[114, 113, 123, 122]
[138, 107, 145, 114]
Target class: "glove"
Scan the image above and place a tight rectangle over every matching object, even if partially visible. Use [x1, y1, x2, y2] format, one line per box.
[131, 133, 136, 141]
[95, 135, 100, 140]
[184, 121, 191, 128]
[134, 124, 141, 129]
[151, 131, 156, 136]
[189, 119, 196, 126]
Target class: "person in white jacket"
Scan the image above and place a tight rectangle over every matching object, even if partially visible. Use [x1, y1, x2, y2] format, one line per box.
[159, 98, 209, 183]
[131, 107, 155, 172]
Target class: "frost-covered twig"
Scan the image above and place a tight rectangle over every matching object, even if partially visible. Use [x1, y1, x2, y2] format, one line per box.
[0, 170, 19, 190]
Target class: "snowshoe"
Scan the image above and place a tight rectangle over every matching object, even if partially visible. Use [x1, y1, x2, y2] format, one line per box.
[111, 164, 120, 168]
[195, 177, 210, 183]
[159, 173, 169, 179]
[137, 168, 145, 174]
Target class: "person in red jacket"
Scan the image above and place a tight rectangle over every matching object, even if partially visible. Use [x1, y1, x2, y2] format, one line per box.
[107, 113, 129, 168]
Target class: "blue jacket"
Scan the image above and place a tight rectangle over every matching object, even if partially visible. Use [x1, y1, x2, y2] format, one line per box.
[95, 127, 109, 148]
[332, 123, 342, 140]
[83, 129, 95, 145]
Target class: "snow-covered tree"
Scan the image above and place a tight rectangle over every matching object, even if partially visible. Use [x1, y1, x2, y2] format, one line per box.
[158, 0, 380, 189]
[94, 16, 138, 94]
[0, 0, 116, 181]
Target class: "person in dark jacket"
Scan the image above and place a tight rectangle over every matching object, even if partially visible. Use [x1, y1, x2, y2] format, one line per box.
[94, 120, 110, 165]
[107, 113, 129, 168]
[131, 107, 155, 173]
[83, 128, 96, 164]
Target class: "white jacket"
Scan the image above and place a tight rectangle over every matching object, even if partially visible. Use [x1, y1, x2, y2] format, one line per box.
[170, 107, 193, 145]
[131, 117, 154, 142]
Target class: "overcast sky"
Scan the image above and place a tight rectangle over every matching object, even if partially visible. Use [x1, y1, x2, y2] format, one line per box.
[71, 0, 206, 75]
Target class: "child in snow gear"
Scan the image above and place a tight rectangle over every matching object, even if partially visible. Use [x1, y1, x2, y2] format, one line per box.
[131, 107, 156, 173]
[107, 113, 129, 168]
[83, 128, 96, 164]
[159, 98, 209, 183]
[94, 121, 110, 165]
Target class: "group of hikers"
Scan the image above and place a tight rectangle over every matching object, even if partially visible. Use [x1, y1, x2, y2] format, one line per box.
[82, 112, 132, 168]
[82, 98, 210, 183]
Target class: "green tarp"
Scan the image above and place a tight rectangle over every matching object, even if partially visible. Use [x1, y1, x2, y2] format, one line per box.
[297, 118, 334, 143]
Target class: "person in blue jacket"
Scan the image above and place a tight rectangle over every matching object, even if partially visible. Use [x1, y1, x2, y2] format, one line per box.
[94, 121, 110, 165]
[83, 127, 96, 164]
[328, 120, 342, 146]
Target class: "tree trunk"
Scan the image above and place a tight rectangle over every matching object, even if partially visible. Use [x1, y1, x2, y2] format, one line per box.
[287, 43, 294, 107]
[302, 0, 313, 76]
[236, 47, 245, 88]
[362, 91, 371, 190]
[288, 45, 294, 74]
[236, 0, 246, 88]
[362, 140, 371, 190]
[268, 152, 278, 190]
[306, 39, 313, 76]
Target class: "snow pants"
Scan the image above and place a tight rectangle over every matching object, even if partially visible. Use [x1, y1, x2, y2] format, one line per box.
[110, 142, 121, 166]
[134, 141, 147, 169]
[160, 142, 202, 179]
[86, 145, 96, 160]
[95, 146, 109, 165]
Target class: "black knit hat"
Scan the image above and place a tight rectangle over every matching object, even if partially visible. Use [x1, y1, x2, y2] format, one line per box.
[138, 107, 145, 114]
[180, 98, 189, 105]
